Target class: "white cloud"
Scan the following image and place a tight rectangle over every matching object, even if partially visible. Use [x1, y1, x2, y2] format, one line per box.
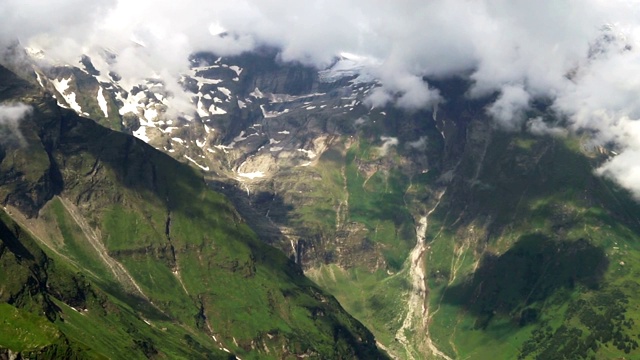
[379, 136, 399, 156]
[365, 87, 393, 109]
[407, 136, 428, 150]
[3, 0, 640, 195]
[597, 149, 640, 200]
[0, 103, 32, 145]
[526, 117, 567, 138]
[486, 84, 530, 131]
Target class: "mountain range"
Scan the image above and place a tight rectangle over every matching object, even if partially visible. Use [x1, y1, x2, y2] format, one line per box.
[0, 61, 384, 359]
[1, 44, 640, 359]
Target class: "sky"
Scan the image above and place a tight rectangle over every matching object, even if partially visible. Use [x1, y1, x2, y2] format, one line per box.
[2, 0, 640, 196]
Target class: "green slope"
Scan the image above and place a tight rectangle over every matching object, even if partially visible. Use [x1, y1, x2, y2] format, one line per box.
[10, 52, 640, 360]
[264, 91, 640, 359]
[269, 120, 445, 358]
[0, 64, 387, 359]
[423, 131, 640, 360]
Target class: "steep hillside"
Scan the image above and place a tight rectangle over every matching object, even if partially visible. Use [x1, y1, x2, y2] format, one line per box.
[419, 125, 640, 360]
[0, 64, 387, 359]
[307, 98, 640, 359]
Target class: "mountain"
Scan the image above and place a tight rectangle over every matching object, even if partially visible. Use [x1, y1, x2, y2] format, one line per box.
[10, 46, 640, 359]
[0, 64, 387, 359]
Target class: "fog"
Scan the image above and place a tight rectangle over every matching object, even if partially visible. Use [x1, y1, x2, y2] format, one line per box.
[3, 0, 640, 196]
[0, 103, 32, 146]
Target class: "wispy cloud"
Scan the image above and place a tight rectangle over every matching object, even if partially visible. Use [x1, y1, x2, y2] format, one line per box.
[0, 103, 32, 146]
[2, 0, 640, 195]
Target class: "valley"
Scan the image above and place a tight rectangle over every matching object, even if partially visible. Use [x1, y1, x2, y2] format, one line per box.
[0, 63, 385, 359]
[1, 40, 640, 360]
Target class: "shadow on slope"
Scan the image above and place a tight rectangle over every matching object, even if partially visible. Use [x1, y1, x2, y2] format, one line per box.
[0, 64, 385, 358]
[208, 179, 293, 246]
[442, 234, 608, 329]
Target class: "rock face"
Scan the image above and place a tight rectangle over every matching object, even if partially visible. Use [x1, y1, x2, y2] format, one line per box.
[15, 47, 640, 360]
[29, 49, 437, 270]
[0, 64, 387, 359]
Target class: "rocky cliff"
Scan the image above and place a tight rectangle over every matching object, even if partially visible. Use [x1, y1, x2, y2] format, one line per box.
[0, 64, 387, 359]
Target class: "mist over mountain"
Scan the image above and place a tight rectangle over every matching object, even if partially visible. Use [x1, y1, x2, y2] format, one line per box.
[4, 0, 640, 197]
[3, 2, 640, 359]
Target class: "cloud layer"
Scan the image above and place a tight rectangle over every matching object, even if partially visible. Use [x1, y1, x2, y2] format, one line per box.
[3, 0, 640, 196]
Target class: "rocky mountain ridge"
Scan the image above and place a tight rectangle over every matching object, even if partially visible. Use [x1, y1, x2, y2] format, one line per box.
[0, 62, 387, 359]
[9, 45, 640, 360]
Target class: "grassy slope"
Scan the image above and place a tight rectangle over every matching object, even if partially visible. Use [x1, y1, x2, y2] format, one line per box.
[424, 133, 640, 359]
[0, 65, 386, 359]
[0, 208, 226, 359]
[296, 137, 437, 356]
[0, 303, 60, 352]
[301, 123, 640, 360]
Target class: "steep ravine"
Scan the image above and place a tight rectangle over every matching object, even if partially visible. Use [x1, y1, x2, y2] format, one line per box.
[395, 190, 450, 360]
[58, 197, 149, 300]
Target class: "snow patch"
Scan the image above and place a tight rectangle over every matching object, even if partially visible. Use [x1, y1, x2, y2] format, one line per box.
[209, 104, 227, 115]
[34, 71, 44, 87]
[237, 171, 265, 179]
[260, 105, 289, 119]
[250, 87, 264, 98]
[267, 92, 325, 103]
[184, 155, 210, 171]
[297, 149, 317, 159]
[117, 90, 146, 117]
[218, 87, 232, 98]
[161, 126, 179, 133]
[196, 99, 209, 117]
[25, 47, 45, 60]
[51, 78, 84, 114]
[192, 75, 223, 86]
[234, 131, 248, 143]
[144, 108, 158, 121]
[318, 52, 380, 83]
[133, 126, 150, 143]
[214, 144, 233, 154]
[229, 65, 243, 76]
[97, 87, 109, 117]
